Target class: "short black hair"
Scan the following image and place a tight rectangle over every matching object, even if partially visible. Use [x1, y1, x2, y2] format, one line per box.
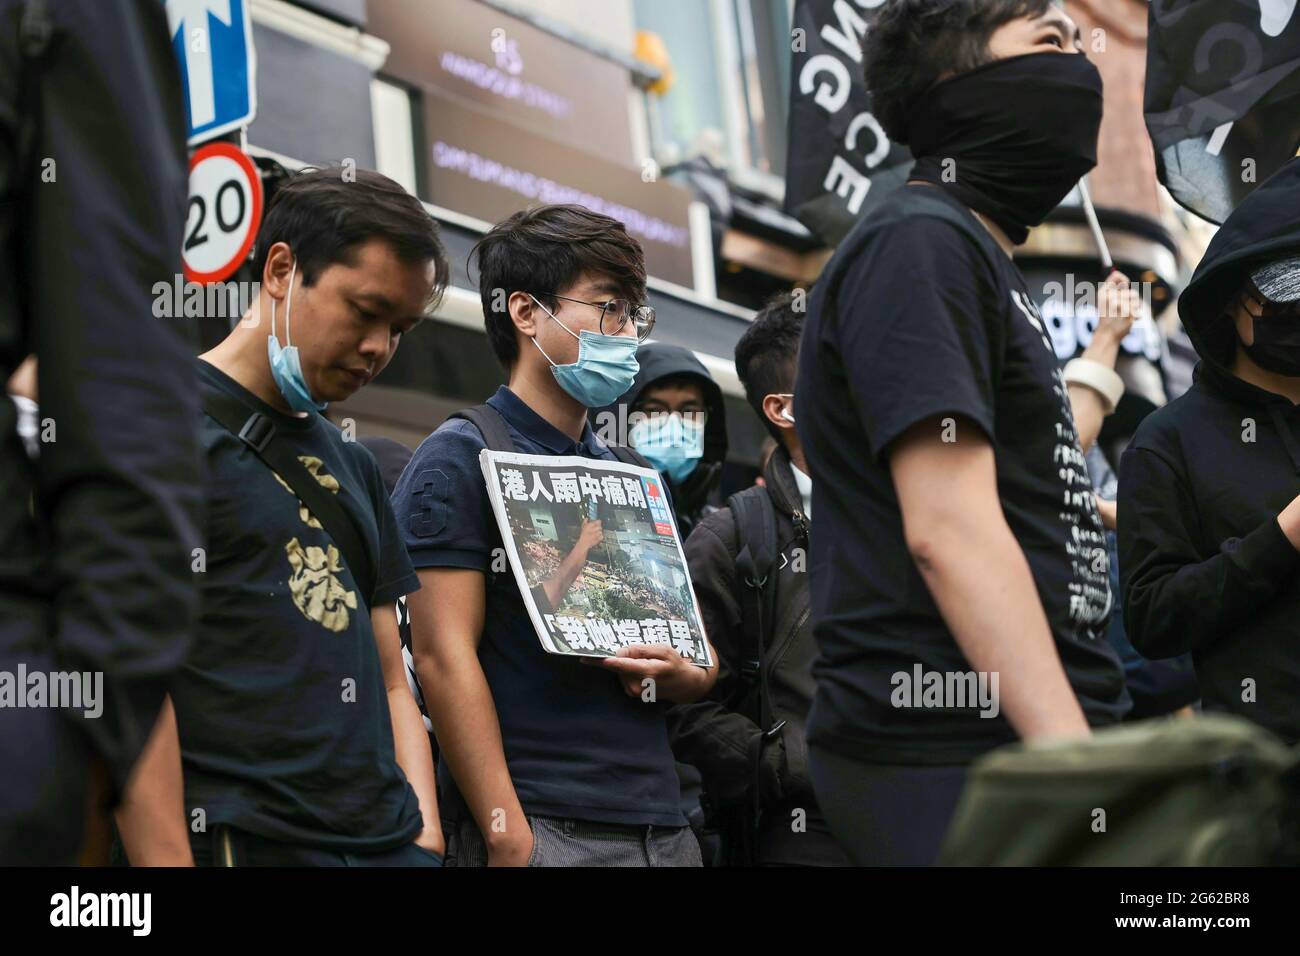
[470, 204, 647, 371]
[735, 291, 803, 441]
[252, 166, 448, 307]
[634, 372, 709, 408]
[865, 0, 1053, 145]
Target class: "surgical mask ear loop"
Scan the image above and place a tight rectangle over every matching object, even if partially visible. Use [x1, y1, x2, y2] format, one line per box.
[531, 334, 558, 367]
[269, 259, 298, 344]
[530, 294, 581, 341]
[528, 294, 570, 367]
[283, 259, 298, 347]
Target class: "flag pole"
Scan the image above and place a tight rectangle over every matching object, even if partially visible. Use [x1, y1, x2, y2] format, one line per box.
[1076, 175, 1113, 273]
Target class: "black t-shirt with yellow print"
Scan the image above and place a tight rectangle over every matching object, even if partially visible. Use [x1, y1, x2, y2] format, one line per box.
[175, 361, 422, 850]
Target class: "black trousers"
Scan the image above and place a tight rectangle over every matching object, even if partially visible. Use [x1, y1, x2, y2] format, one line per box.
[809, 746, 968, 866]
[191, 824, 442, 867]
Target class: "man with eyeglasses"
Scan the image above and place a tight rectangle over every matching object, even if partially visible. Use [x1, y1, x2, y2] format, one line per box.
[392, 204, 716, 866]
[1120, 157, 1300, 745]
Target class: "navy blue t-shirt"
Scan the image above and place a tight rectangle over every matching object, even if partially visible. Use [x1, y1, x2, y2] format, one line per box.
[176, 362, 423, 850]
[391, 386, 685, 826]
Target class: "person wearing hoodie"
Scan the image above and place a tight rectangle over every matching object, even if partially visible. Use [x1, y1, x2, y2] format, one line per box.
[595, 342, 728, 540]
[669, 292, 850, 866]
[1119, 157, 1300, 745]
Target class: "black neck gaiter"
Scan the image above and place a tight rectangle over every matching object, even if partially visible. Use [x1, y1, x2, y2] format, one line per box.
[906, 52, 1104, 245]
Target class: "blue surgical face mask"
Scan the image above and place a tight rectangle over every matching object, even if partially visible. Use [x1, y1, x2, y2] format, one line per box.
[267, 258, 327, 414]
[530, 295, 639, 408]
[629, 411, 705, 485]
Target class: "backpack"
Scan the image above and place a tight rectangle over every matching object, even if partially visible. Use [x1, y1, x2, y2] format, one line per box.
[702, 485, 787, 866]
[398, 403, 653, 733]
[938, 713, 1300, 865]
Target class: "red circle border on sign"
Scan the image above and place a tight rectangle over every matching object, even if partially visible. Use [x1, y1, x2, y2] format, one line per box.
[183, 141, 264, 284]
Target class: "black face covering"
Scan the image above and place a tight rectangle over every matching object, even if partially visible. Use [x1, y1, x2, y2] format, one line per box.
[1242, 310, 1300, 376]
[907, 52, 1104, 245]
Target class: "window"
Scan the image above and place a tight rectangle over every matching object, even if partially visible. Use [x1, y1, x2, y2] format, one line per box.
[634, 0, 792, 194]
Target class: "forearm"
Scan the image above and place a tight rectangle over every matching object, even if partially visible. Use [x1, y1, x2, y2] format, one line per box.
[418, 652, 527, 850]
[1118, 451, 1300, 658]
[542, 547, 589, 607]
[387, 687, 441, 851]
[1069, 334, 1121, 453]
[667, 701, 767, 804]
[912, 522, 1089, 741]
[1067, 383, 1106, 454]
[113, 698, 194, 866]
[1123, 516, 1300, 657]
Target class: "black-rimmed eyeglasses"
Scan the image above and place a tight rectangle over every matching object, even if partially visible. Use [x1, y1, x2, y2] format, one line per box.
[536, 293, 656, 342]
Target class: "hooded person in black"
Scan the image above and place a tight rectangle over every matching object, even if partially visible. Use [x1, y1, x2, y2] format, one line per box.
[593, 342, 728, 540]
[1118, 156, 1300, 745]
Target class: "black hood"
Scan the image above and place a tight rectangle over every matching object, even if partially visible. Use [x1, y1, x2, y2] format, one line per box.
[592, 341, 729, 465]
[1179, 157, 1300, 369]
[591, 342, 729, 537]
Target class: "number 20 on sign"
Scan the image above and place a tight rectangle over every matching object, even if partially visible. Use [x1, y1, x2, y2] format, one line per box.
[183, 142, 263, 284]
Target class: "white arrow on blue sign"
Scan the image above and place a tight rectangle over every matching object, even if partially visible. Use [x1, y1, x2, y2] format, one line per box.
[166, 0, 258, 146]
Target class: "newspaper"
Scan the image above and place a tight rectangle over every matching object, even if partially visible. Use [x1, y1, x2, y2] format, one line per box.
[479, 449, 713, 667]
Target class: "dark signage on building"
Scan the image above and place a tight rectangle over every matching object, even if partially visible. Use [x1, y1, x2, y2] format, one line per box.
[421, 88, 694, 287]
[371, 0, 694, 288]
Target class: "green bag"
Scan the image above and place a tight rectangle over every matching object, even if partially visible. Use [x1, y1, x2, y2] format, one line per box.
[939, 714, 1297, 866]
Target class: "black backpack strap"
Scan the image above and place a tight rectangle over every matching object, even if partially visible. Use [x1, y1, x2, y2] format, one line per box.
[725, 485, 785, 855]
[728, 486, 782, 737]
[607, 443, 653, 470]
[447, 404, 515, 453]
[203, 389, 377, 607]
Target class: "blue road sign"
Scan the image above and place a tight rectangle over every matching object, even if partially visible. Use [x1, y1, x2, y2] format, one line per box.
[166, 0, 258, 145]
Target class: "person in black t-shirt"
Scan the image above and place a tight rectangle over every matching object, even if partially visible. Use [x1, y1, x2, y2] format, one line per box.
[133, 167, 451, 866]
[795, 0, 1133, 865]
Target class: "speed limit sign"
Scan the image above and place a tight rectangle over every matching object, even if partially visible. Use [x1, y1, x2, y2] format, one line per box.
[183, 142, 263, 284]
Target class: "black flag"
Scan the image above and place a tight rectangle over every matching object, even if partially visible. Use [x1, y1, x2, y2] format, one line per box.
[783, 0, 911, 247]
[1145, 0, 1300, 223]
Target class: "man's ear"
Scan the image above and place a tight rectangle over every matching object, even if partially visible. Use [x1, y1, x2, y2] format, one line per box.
[761, 393, 795, 433]
[262, 242, 295, 299]
[509, 290, 540, 338]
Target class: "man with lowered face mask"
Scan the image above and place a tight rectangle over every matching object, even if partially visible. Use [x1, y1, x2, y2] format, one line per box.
[795, 0, 1131, 865]
[1120, 158, 1300, 745]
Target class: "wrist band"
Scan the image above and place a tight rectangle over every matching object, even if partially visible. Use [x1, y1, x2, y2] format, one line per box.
[1063, 358, 1124, 415]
